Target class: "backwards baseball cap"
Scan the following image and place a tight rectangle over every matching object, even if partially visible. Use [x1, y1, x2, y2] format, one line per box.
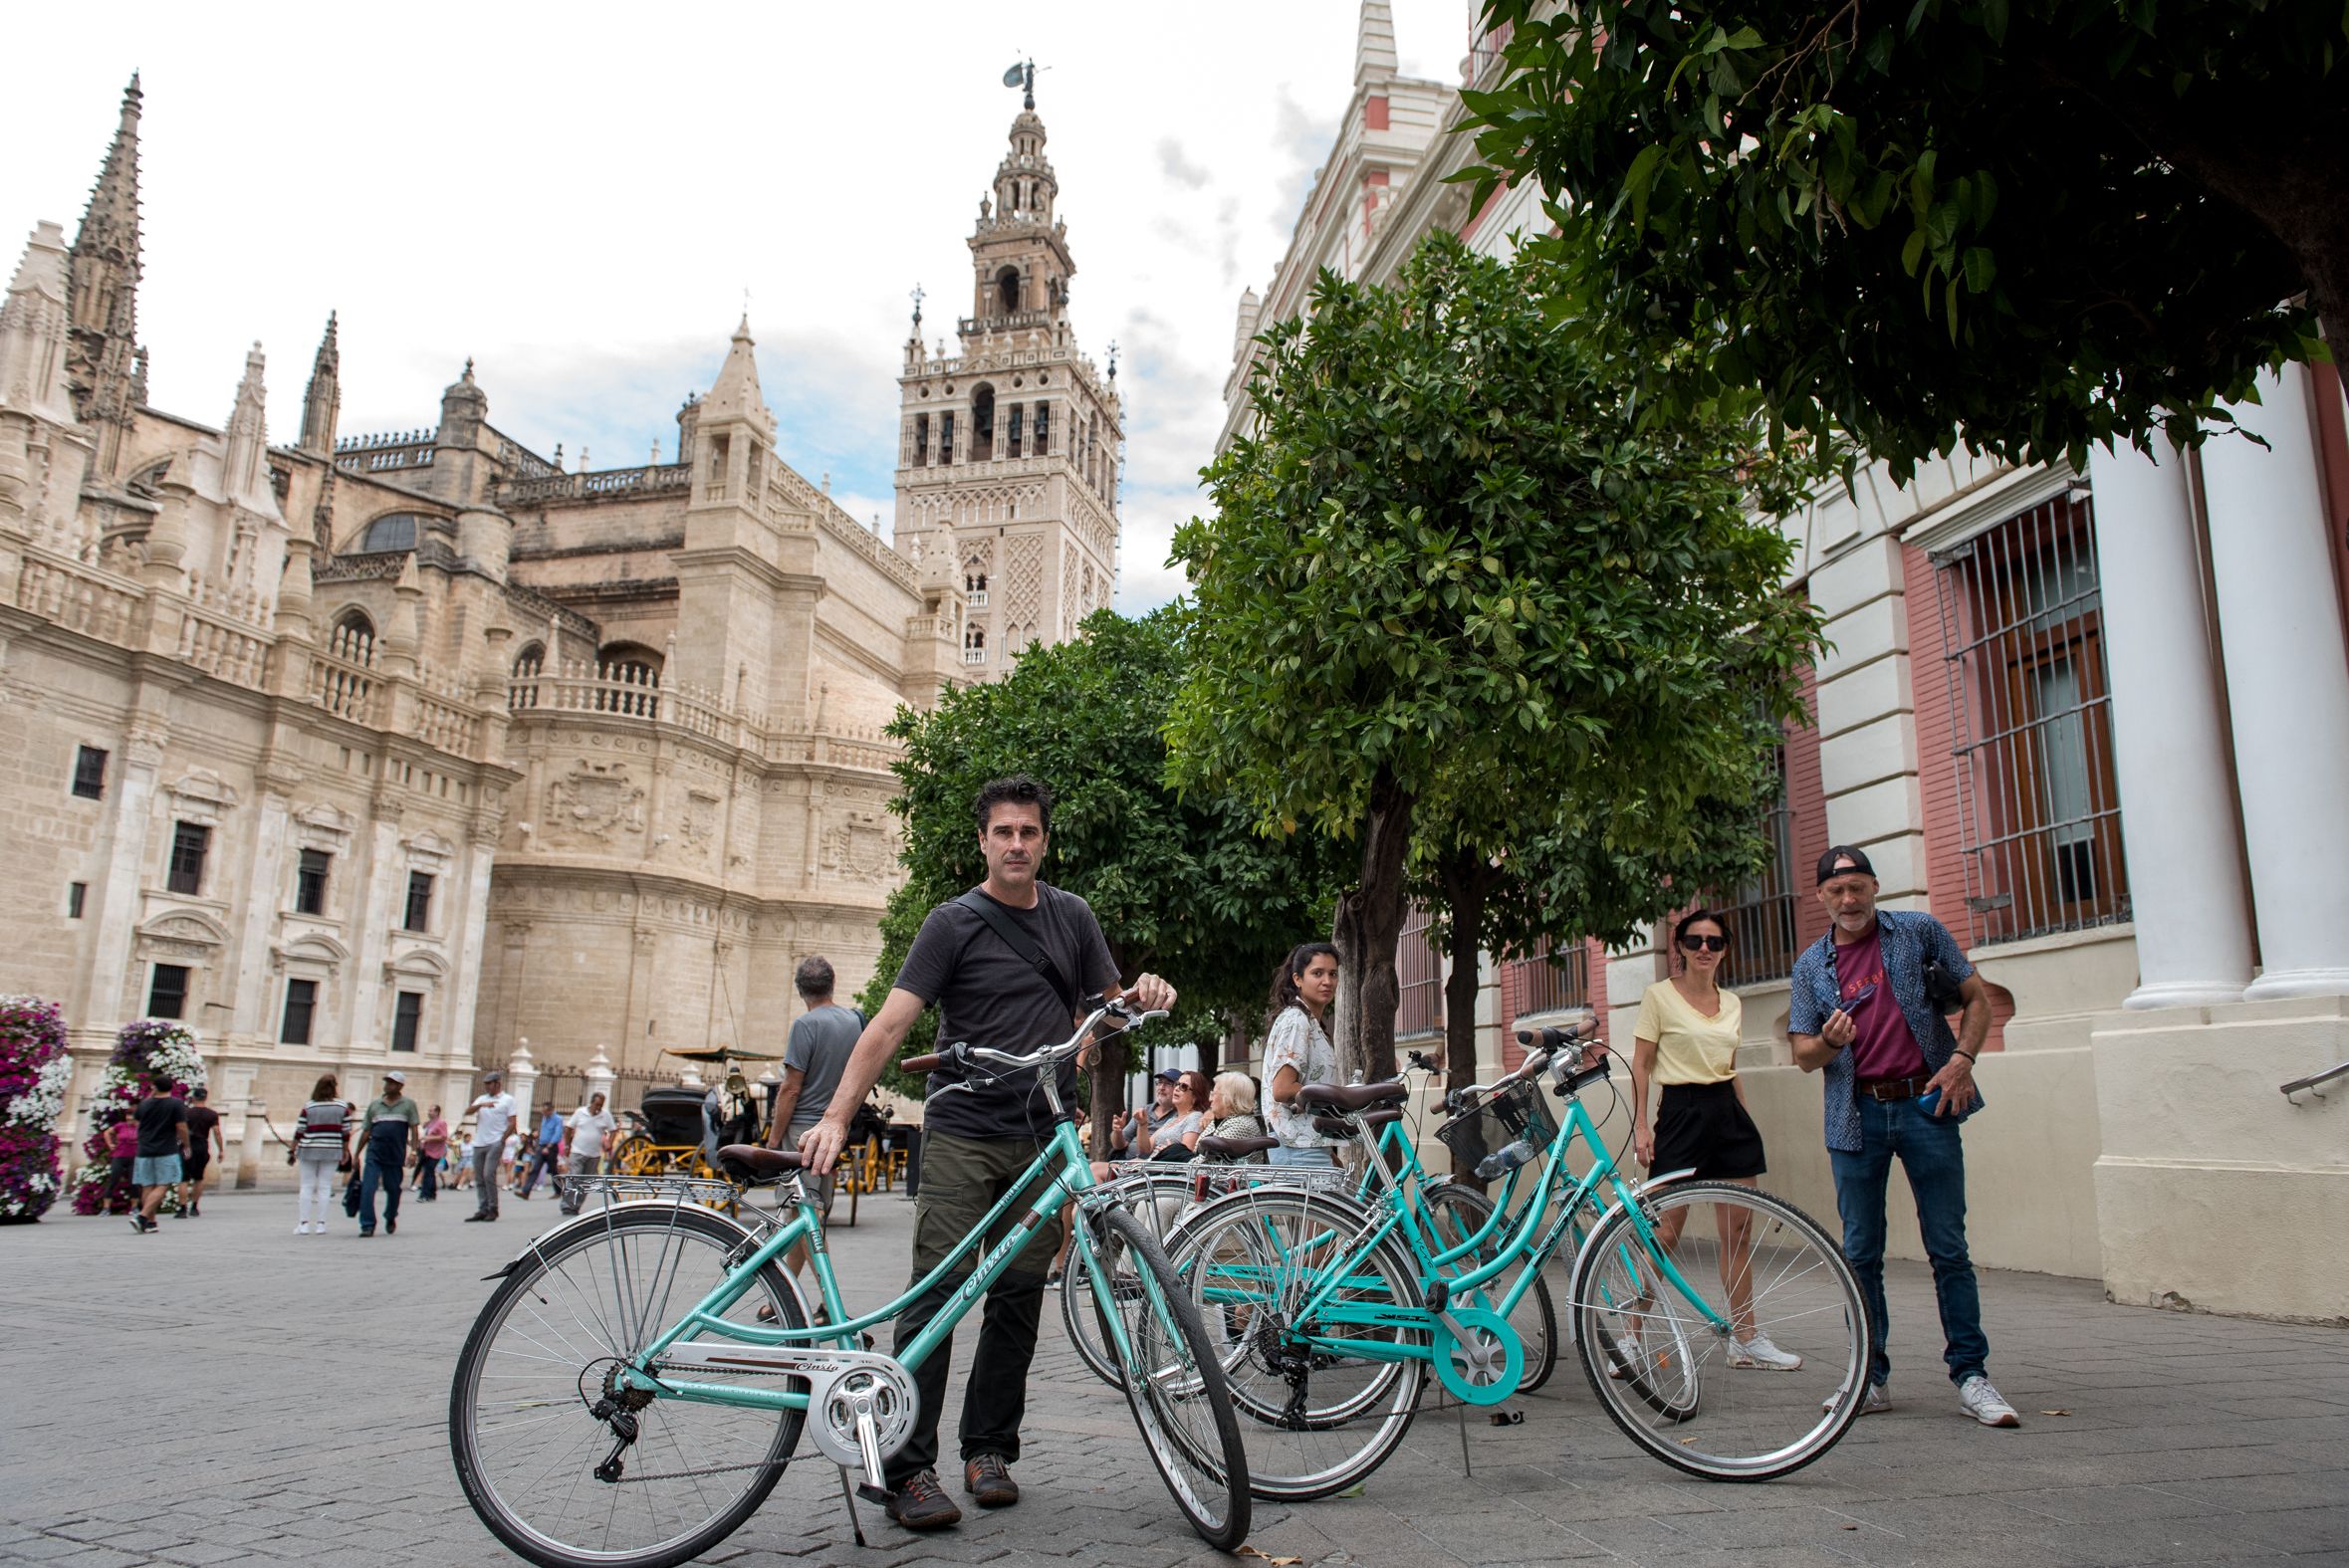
[1154, 1067, 1183, 1084]
[1816, 844, 1876, 886]
[384, 1069, 407, 1085]
[483, 1069, 504, 1082]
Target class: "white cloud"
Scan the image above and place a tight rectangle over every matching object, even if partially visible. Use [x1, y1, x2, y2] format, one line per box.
[4, 0, 1473, 618]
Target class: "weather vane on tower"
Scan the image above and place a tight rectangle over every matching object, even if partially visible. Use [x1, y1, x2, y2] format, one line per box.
[1002, 58, 1038, 111]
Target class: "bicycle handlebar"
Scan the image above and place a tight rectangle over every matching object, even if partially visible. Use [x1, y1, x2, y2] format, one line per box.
[902, 997, 1171, 1079]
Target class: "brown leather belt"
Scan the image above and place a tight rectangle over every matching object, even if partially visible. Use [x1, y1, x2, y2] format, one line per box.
[1857, 1075, 1933, 1102]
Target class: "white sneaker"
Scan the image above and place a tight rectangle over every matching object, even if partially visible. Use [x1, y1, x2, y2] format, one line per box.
[1728, 1332, 1803, 1370]
[1603, 1327, 1641, 1381]
[1826, 1381, 1891, 1415]
[1958, 1375, 2020, 1428]
[295, 1223, 306, 1234]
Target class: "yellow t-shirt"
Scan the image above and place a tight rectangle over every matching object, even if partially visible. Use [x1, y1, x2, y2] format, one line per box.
[1633, 980, 1742, 1085]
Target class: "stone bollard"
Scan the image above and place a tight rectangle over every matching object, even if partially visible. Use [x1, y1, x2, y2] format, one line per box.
[234, 1098, 266, 1191]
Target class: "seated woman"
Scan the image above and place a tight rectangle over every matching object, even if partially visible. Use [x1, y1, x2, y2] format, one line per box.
[1138, 1071, 1209, 1161]
[1190, 1072, 1270, 1163]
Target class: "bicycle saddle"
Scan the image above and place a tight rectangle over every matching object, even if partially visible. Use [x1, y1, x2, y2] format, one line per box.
[716, 1144, 807, 1184]
[1294, 1080, 1409, 1112]
[1311, 1105, 1403, 1139]
[1195, 1134, 1280, 1160]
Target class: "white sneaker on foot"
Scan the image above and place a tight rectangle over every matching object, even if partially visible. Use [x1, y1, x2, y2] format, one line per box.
[1603, 1327, 1642, 1380]
[1728, 1332, 1803, 1370]
[1826, 1381, 1891, 1415]
[1958, 1375, 2020, 1427]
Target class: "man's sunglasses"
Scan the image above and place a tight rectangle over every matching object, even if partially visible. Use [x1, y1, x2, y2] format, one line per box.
[1679, 935, 1729, 953]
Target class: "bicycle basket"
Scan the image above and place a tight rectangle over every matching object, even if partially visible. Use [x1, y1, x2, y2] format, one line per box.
[1436, 1078, 1558, 1180]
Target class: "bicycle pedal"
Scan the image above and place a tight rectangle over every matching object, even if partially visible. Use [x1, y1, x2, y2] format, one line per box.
[855, 1482, 892, 1505]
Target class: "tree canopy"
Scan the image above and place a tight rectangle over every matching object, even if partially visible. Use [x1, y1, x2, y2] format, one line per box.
[1459, 0, 2348, 476]
[1170, 234, 1819, 1080]
[857, 606, 1339, 1140]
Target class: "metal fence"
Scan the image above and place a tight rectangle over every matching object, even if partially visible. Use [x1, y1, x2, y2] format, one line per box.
[1933, 492, 2131, 946]
[1507, 941, 1589, 1020]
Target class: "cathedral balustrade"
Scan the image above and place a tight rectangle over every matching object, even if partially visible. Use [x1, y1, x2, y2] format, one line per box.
[763, 466, 920, 592]
[175, 602, 270, 689]
[499, 462, 690, 506]
[16, 548, 143, 645]
[503, 663, 736, 742]
[311, 640, 379, 724]
[413, 687, 483, 757]
[958, 309, 1056, 336]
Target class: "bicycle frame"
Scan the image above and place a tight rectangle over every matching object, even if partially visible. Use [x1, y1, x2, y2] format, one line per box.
[1213, 1083, 1730, 1372]
[611, 1111, 1135, 1415]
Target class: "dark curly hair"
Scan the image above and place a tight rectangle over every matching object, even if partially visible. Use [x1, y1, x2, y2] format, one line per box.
[973, 774, 1054, 835]
[1267, 941, 1340, 1027]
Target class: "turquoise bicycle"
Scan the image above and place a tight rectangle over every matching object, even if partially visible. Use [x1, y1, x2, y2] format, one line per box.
[448, 999, 1249, 1568]
[1167, 1026, 1870, 1495]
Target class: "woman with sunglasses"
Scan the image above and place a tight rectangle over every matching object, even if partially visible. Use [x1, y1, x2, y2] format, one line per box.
[1626, 907, 1800, 1370]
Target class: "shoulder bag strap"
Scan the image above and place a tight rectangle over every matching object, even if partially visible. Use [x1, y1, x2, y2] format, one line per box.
[954, 888, 1077, 1014]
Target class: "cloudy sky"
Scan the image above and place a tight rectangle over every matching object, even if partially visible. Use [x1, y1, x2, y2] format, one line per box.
[3, 1, 1474, 612]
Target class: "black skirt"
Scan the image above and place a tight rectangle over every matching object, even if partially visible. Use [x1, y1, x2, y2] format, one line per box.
[1652, 1080, 1765, 1180]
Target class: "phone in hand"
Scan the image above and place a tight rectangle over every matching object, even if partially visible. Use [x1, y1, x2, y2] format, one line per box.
[1916, 1083, 1984, 1122]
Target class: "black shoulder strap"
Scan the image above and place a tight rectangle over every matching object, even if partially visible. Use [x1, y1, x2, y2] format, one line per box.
[955, 888, 1076, 1013]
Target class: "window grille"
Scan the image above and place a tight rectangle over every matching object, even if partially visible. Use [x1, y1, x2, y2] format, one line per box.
[1395, 905, 1444, 1038]
[281, 978, 317, 1045]
[1719, 746, 1802, 985]
[1933, 493, 2129, 945]
[296, 849, 331, 916]
[1507, 941, 1589, 1020]
[148, 964, 190, 1020]
[391, 991, 423, 1052]
[73, 746, 108, 799]
[403, 871, 434, 934]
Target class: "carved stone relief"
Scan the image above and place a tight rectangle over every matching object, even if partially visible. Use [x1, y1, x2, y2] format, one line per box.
[544, 760, 648, 847]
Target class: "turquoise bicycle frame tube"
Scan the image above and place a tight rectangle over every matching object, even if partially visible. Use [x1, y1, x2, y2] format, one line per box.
[615, 1115, 1122, 1414]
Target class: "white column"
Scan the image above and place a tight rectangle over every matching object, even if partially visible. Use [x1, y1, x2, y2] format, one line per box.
[506, 1037, 538, 1131]
[2085, 435, 2255, 1007]
[2200, 363, 2349, 1000]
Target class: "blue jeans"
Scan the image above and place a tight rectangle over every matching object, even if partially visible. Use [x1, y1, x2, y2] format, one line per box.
[1267, 1144, 1336, 1169]
[1829, 1096, 1988, 1388]
[358, 1154, 403, 1231]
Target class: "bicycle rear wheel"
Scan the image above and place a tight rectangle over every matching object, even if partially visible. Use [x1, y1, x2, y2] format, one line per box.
[1568, 1182, 1868, 1480]
[449, 1203, 809, 1568]
[1088, 1206, 1252, 1550]
[1167, 1185, 1427, 1500]
[1421, 1181, 1557, 1394]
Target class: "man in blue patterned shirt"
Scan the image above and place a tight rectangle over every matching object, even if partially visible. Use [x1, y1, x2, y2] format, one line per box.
[1789, 845, 2020, 1429]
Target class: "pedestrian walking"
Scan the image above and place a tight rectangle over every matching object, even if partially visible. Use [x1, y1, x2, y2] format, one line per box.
[559, 1092, 616, 1216]
[127, 1076, 188, 1233]
[793, 774, 1173, 1532]
[289, 1076, 349, 1235]
[414, 1105, 448, 1201]
[176, 1085, 223, 1218]
[519, 1102, 564, 1200]
[1263, 942, 1342, 1170]
[1626, 908, 1799, 1372]
[1789, 845, 2020, 1428]
[106, 1114, 137, 1214]
[464, 1070, 515, 1223]
[761, 957, 868, 1263]
[356, 1070, 420, 1236]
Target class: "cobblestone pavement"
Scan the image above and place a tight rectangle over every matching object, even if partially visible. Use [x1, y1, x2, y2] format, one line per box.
[3, 1182, 2344, 1568]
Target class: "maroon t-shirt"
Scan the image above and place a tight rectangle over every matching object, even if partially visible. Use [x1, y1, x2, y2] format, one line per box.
[1835, 927, 1928, 1081]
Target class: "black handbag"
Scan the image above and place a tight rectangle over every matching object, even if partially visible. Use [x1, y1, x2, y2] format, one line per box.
[1922, 958, 1968, 1012]
[341, 1169, 361, 1218]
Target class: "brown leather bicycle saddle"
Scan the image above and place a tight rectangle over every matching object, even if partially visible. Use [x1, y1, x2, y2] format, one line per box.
[1196, 1134, 1280, 1160]
[1312, 1105, 1404, 1139]
[1294, 1081, 1409, 1112]
[716, 1144, 807, 1183]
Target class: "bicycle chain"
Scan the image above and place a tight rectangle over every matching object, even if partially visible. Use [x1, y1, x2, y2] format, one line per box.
[597, 1359, 806, 1484]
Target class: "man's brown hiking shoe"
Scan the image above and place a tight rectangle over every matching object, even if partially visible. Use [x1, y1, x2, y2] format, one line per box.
[883, 1468, 962, 1531]
[965, 1454, 1019, 1508]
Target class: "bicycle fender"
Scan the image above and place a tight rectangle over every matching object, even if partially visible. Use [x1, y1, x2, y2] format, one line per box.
[1431, 1305, 1523, 1406]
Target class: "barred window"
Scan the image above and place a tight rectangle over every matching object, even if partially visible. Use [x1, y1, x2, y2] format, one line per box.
[1394, 905, 1444, 1038]
[296, 849, 331, 916]
[148, 964, 189, 1020]
[1719, 746, 1802, 986]
[403, 871, 435, 934]
[392, 991, 423, 1052]
[167, 821, 209, 896]
[1933, 492, 2129, 944]
[281, 978, 318, 1045]
[1506, 941, 1589, 1020]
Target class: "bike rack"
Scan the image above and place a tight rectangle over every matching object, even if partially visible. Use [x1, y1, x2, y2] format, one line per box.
[2280, 1061, 2349, 1101]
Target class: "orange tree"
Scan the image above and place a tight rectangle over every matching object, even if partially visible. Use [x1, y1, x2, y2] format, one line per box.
[1170, 234, 1819, 1081]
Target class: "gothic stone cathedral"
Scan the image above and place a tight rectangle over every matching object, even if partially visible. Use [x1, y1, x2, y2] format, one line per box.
[0, 78, 1123, 1139]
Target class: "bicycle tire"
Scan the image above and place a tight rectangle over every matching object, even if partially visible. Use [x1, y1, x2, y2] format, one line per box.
[449, 1203, 809, 1568]
[1164, 1184, 1427, 1501]
[1063, 1170, 1197, 1387]
[1420, 1181, 1559, 1395]
[1088, 1206, 1252, 1550]
[1568, 1182, 1868, 1481]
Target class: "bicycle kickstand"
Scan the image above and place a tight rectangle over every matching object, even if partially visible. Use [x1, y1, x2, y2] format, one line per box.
[835, 1468, 869, 1549]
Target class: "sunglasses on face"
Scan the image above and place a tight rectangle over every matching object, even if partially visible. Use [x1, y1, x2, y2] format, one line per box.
[1679, 935, 1728, 953]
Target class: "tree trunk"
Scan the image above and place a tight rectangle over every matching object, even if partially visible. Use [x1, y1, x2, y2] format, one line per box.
[1436, 850, 1497, 1190]
[1087, 1032, 1128, 1161]
[1339, 765, 1415, 1083]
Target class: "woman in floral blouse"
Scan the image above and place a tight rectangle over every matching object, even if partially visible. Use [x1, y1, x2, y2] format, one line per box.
[1262, 942, 1341, 1168]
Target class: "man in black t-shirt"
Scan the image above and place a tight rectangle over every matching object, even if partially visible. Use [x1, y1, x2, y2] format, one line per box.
[178, 1086, 223, 1218]
[128, 1078, 188, 1234]
[798, 775, 1175, 1533]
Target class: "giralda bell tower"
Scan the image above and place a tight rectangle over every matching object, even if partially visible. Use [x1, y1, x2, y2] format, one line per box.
[891, 64, 1123, 682]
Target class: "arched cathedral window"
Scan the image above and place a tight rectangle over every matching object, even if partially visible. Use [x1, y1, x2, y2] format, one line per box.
[971, 385, 997, 462]
[997, 266, 1020, 316]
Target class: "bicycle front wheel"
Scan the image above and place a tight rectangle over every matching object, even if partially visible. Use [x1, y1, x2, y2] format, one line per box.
[449, 1203, 809, 1568]
[1062, 1169, 1197, 1387]
[1167, 1185, 1427, 1500]
[1088, 1205, 1252, 1550]
[1568, 1181, 1868, 1481]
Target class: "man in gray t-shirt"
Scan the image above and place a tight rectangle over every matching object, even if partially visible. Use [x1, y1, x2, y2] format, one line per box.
[774, 957, 865, 1138]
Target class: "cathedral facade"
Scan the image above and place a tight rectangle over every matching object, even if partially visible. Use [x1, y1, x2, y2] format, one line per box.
[0, 78, 1120, 1156]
